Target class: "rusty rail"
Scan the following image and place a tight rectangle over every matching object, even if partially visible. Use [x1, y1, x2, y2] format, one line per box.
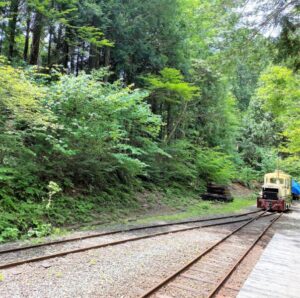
[0, 212, 263, 270]
[139, 211, 268, 298]
[206, 212, 282, 298]
[0, 210, 261, 255]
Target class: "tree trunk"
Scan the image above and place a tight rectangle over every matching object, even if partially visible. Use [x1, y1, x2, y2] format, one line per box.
[63, 41, 69, 70]
[99, 48, 104, 66]
[47, 0, 55, 67]
[76, 46, 80, 76]
[47, 25, 53, 66]
[159, 102, 164, 140]
[166, 102, 172, 141]
[166, 102, 188, 143]
[70, 46, 75, 73]
[104, 46, 110, 67]
[150, 96, 159, 114]
[63, 27, 71, 70]
[23, 13, 31, 62]
[29, 12, 44, 65]
[8, 0, 19, 60]
[80, 42, 85, 71]
[54, 23, 63, 64]
[88, 44, 99, 70]
[0, 23, 5, 54]
[104, 46, 111, 82]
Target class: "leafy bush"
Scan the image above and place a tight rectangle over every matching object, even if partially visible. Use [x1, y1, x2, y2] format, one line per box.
[44, 72, 162, 190]
[0, 227, 19, 242]
[149, 140, 236, 191]
[196, 148, 237, 185]
[26, 224, 52, 238]
[281, 157, 300, 181]
[235, 166, 258, 187]
[0, 59, 51, 202]
[0, 61, 163, 201]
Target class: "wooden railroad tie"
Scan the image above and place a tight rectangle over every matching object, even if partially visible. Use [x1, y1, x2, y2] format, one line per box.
[202, 183, 233, 202]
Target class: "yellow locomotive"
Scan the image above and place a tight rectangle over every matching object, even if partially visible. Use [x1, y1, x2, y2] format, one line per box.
[257, 170, 292, 211]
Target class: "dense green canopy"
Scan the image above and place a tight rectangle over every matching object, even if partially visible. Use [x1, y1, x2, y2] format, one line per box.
[0, 0, 299, 241]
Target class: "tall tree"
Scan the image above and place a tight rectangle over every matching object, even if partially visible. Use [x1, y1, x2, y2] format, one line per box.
[29, 10, 44, 65]
[7, 0, 19, 60]
[23, 4, 31, 62]
[276, 17, 300, 71]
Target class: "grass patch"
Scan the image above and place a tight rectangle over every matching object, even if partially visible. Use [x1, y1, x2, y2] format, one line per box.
[132, 195, 256, 225]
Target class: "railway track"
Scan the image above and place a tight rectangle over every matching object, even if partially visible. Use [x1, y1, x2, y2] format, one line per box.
[0, 210, 260, 255]
[139, 211, 282, 298]
[0, 210, 262, 270]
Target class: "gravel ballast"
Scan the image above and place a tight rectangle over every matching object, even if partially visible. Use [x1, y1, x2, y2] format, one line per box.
[0, 214, 254, 266]
[0, 224, 235, 298]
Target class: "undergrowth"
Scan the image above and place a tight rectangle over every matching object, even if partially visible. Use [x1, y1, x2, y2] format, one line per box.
[0, 185, 139, 243]
[0, 185, 256, 243]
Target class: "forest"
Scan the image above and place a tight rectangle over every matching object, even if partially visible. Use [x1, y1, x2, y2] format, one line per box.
[0, 0, 299, 242]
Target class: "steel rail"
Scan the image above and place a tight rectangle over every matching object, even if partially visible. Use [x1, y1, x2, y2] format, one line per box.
[139, 211, 268, 298]
[206, 212, 283, 298]
[0, 210, 261, 255]
[0, 213, 265, 270]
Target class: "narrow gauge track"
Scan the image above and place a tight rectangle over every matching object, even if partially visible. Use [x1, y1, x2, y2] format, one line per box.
[0, 210, 260, 255]
[139, 211, 282, 298]
[0, 211, 263, 270]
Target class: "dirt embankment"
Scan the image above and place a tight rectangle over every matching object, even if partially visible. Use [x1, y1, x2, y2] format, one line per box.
[229, 183, 256, 198]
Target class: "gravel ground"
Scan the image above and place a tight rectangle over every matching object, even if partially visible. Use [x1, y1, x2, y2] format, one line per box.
[0, 209, 271, 298]
[0, 223, 238, 298]
[0, 214, 255, 266]
[0, 209, 258, 252]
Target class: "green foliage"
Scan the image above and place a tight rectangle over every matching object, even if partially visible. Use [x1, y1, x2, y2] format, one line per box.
[257, 66, 298, 118]
[145, 68, 199, 103]
[220, 29, 274, 110]
[188, 60, 240, 153]
[96, 0, 187, 81]
[239, 65, 300, 180]
[236, 166, 258, 187]
[0, 227, 19, 242]
[0, 59, 48, 124]
[257, 65, 300, 160]
[26, 223, 52, 238]
[281, 157, 300, 181]
[150, 140, 236, 191]
[2, 1, 299, 242]
[0, 59, 166, 241]
[45, 72, 162, 188]
[46, 181, 62, 209]
[144, 67, 199, 143]
[276, 15, 300, 71]
[196, 148, 237, 185]
[0, 58, 52, 202]
[0, 188, 140, 242]
[239, 97, 280, 170]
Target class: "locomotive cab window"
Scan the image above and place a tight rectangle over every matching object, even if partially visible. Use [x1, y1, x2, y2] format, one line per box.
[270, 178, 284, 184]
